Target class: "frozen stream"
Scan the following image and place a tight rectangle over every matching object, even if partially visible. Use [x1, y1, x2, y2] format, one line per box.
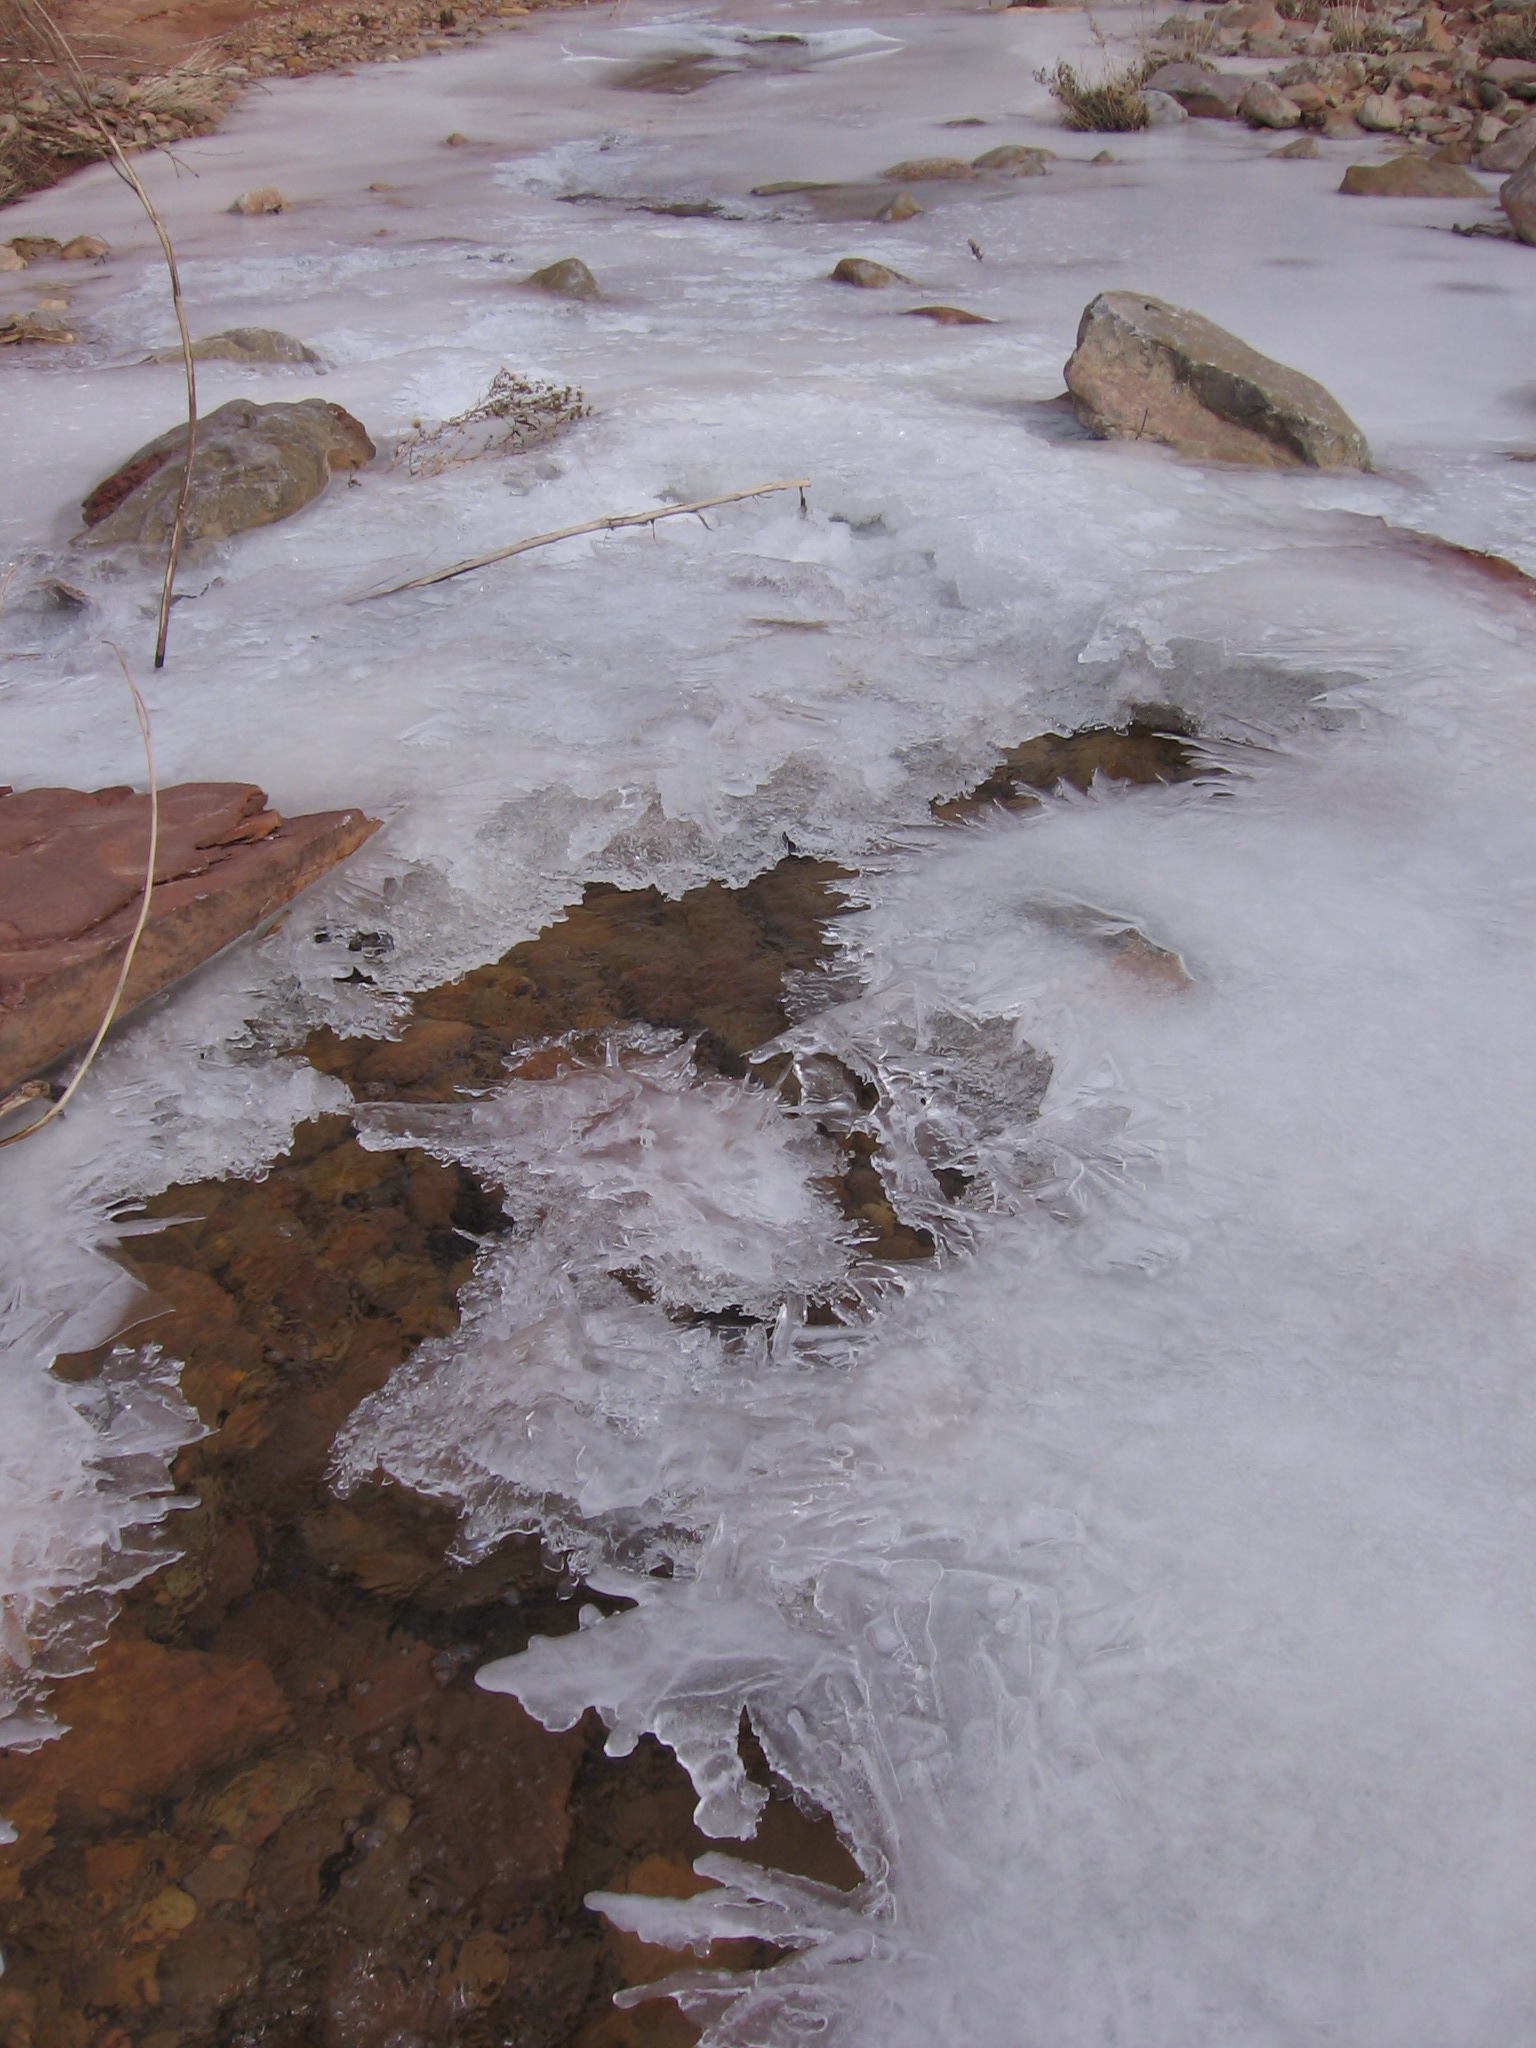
[4, 0, 1536, 2037]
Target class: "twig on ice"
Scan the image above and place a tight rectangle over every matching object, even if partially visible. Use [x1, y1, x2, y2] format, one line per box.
[351, 479, 812, 601]
[0, 647, 159, 1146]
[16, 0, 198, 669]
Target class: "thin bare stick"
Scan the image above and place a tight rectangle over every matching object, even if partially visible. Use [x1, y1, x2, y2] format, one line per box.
[353, 479, 812, 601]
[15, 0, 197, 669]
[0, 648, 158, 1147]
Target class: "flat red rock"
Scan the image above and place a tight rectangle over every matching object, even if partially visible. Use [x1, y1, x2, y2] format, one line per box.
[0, 782, 377, 1097]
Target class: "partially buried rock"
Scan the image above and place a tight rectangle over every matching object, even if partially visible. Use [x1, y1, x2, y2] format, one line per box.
[60, 234, 109, 260]
[81, 397, 374, 547]
[831, 256, 902, 287]
[1502, 157, 1536, 241]
[906, 304, 992, 325]
[880, 156, 976, 180]
[6, 235, 61, 262]
[1241, 80, 1301, 129]
[1064, 290, 1370, 469]
[878, 189, 921, 221]
[229, 187, 287, 216]
[1272, 133, 1318, 158]
[149, 327, 322, 366]
[1339, 156, 1483, 196]
[0, 783, 377, 1099]
[526, 255, 599, 300]
[0, 245, 23, 272]
[0, 311, 76, 346]
[971, 143, 1052, 174]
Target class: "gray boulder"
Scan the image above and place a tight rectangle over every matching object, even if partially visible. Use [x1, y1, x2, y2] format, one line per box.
[526, 257, 600, 300]
[1241, 80, 1302, 129]
[1502, 156, 1536, 242]
[82, 398, 374, 547]
[1143, 63, 1246, 118]
[1064, 291, 1370, 469]
[1483, 115, 1536, 171]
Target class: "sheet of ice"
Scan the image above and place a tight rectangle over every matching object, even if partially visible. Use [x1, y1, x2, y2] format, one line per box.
[3, 0, 1536, 2033]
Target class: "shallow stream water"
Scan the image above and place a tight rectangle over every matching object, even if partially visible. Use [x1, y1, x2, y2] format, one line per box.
[3, 3, 1536, 2040]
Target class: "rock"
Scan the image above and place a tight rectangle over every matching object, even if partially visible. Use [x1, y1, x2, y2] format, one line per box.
[1482, 114, 1536, 170]
[1143, 63, 1247, 118]
[1287, 82, 1327, 115]
[1339, 155, 1484, 195]
[1144, 90, 1190, 124]
[1356, 93, 1403, 131]
[1471, 111, 1508, 149]
[1272, 133, 1318, 157]
[1501, 156, 1536, 241]
[905, 304, 992, 325]
[970, 143, 1052, 173]
[163, 327, 322, 366]
[81, 398, 373, 547]
[0, 244, 26, 272]
[0, 783, 379, 1098]
[526, 255, 599, 299]
[444, 130, 469, 145]
[60, 234, 109, 260]
[831, 256, 902, 287]
[0, 311, 75, 346]
[1241, 80, 1302, 128]
[879, 157, 976, 180]
[229, 187, 287, 215]
[1063, 290, 1370, 469]
[1484, 57, 1536, 92]
[878, 189, 921, 220]
[6, 235, 60, 262]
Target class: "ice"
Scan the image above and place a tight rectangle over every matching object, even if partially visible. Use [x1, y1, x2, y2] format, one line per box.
[4, 0, 1536, 2033]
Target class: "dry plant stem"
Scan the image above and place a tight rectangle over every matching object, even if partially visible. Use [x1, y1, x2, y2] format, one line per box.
[15, 0, 197, 669]
[357, 479, 812, 599]
[0, 647, 158, 1147]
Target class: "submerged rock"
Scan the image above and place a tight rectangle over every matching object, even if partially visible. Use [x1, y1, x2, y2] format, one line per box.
[60, 234, 110, 260]
[970, 143, 1052, 174]
[1272, 134, 1318, 158]
[1064, 290, 1370, 469]
[1502, 157, 1536, 241]
[81, 397, 374, 547]
[880, 156, 976, 180]
[149, 327, 322, 366]
[1338, 155, 1483, 196]
[526, 255, 600, 299]
[906, 304, 993, 325]
[878, 189, 921, 221]
[831, 256, 903, 287]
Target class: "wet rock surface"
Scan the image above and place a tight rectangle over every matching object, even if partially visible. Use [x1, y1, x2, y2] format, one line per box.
[0, 1109, 858, 2047]
[527, 256, 600, 299]
[81, 398, 375, 547]
[0, 783, 377, 1099]
[148, 327, 323, 366]
[1064, 290, 1371, 470]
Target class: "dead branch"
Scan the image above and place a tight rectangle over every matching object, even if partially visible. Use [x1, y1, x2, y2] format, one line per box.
[15, 0, 198, 669]
[0, 646, 159, 1147]
[353, 479, 812, 601]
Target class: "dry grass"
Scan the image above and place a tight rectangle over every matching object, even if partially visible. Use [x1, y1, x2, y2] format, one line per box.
[393, 370, 590, 477]
[1482, 9, 1536, 60]
[1327, 5, 1395, 51]
[1037, 57, 1150, 131]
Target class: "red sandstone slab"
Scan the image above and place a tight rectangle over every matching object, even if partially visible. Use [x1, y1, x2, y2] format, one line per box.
[0, 782, 378, 1097]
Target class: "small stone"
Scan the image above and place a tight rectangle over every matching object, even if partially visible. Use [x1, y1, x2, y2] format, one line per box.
[878, 189, 921, 220]
[60, 234, 109, 260]
[526, 255, 599, 299]
[6, 235, 61, 262]
[1144, 90, 1189, 125]
[905, 304, 993, 325]
[970, 143, 1052, 173]
[1091, 150, 1119, 164]
[158, 327, 323, 366]
[1356, 94, 1403, 132]
[1271, 133, 1318, 157]
[831, 256, 901, 287]
[1241, 80, 1302, 128]
[1502, 156, 1536, 242]
[229, 187, 287, 215]
[444, 130, 468, 145]
[0, 245, 23, 272]
[1482, 114, 1536, 171]
[879, 157, 976, 181]
[1339, 155, 1484, 196]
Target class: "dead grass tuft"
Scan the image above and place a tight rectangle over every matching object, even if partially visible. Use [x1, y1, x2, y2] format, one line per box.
[1037, 57, 1150, 131]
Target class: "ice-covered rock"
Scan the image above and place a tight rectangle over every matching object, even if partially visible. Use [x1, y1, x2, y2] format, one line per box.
[148, 327, 322, 366]
[526, 255, 599, 299]
[1064, 290, 1370, 469]
[1339, 155, 1484, 195]
[81, 398, 374, 547]
[1144, 89, 1189, 126]
[831, 256, 903, 287]
[970, 143, 1052, 173]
